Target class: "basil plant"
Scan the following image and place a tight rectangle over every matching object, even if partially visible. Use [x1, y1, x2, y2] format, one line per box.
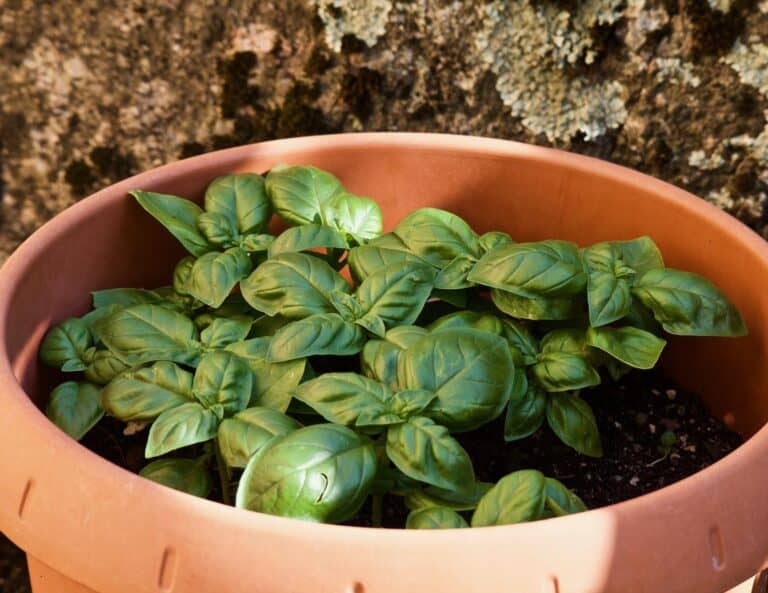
[39, 164, 747, 529]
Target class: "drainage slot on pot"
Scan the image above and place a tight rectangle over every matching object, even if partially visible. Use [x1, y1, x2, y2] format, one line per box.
[17, 478, 34, 519]
[158, 547, 178, 592]
[708, 525, 726, 571]
[346, 582, 364, 593]
[543, 575, 560, 593]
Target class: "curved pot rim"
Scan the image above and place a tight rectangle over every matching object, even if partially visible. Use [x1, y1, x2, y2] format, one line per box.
[1, 133, 766, 593]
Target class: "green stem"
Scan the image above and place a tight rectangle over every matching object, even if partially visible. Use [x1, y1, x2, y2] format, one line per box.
[214, 438, 232, 505]
[372, 494, 384, 527]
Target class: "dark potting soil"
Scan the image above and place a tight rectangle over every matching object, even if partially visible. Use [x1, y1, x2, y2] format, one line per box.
[79, 367, 743, 529]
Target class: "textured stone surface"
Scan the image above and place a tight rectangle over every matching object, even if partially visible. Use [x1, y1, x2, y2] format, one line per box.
[1, 1, 768, 588]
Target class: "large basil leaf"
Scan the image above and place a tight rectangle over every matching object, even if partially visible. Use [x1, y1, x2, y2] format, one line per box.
[267, 314, 366, 362]
[205, 173, 271, 235]
[192, 351, 252, 415]
[491, 289, 578, 321]
[360, 326, 429, 389]
[92, 288, 166, 309]
[189, 247, 252, 308]
[241, 252, 350, 318]
[544, 477, 587, 516]
[546, 392, 602, 457]
[268, 224, 349, 258]
[393, 208, 481, 268]
[398, 329, 514, 432]
[94, 304, 200, 366]
[226, 338, 305, 411]
[265, 165, 344, 226]
[471, 470, 546, 527]
[84, 350, 130, 384]
[504, 375, 547, 441]
[427, 310, 504, 336]
[236, 424, 376, 523]
[404, 481, 493, 512]
[406, 507, 468, 529]
[292, 372, 399, 427]
[347, 239, 427, 284]
[355, 261, 436, 329]
[101, 361, 193, 420]
[139, 458, 213, 498]
[632, 268, 747, 336]
[250, 314, 292, 337]
[586, 326, 666, 369]
[583, 243, 635, 327]
[197, 211, 238, 247]
[323, 192, 383, 243]
[40, 318, 92, 371]
[469, 240, 586, 297]
[532, 352, 600, 392]
[46, 381, 103, 441]
[540, 329, 587, 356]
[131, 190, 211, 256]
[386, 416, 475, 493]
[610, 236, 664, 274]
[145, 402, 219, 458]
[217, 407, 301, 468]
[200, 318, 252, 349]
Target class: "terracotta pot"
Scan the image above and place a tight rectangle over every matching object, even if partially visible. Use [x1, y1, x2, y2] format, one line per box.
[1, 134, 767, 593]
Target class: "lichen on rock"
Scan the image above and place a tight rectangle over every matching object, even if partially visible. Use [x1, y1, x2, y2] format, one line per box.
[315, 0, 393, 52]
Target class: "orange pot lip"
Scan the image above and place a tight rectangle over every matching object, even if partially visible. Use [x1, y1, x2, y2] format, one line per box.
[1, 133, 766, 540]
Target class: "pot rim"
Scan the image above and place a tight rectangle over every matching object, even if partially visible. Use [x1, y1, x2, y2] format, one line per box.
[1, 133, 766, 592]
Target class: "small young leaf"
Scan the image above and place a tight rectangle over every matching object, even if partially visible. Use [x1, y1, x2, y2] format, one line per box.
[501, 319, 540, 365]
[197, 211, 239, 246]
[471, 470, 546, 527]
[131, 190, 211, 256]
[192, 351, 253, 415]
[241, 233, 275, 253]
[241, 252, 351, 318]
[390, 389, 436, 420]
[546, 392, 603, 457]
[386, 416, 475, 493]
[40, 318, 92, 370]
[217, 407, 301, 468]
[268, 224, 349, 258]
[92, 288, 166, 309]
[491, 289, 578, 321]
[393, 208, 481, 269]
[404, 481, 493, 512]
[360, 326, 429, 389]
[406, 507, 468, 529]
[139, 458, 213, 498]
[504, 375, 547, 442]
[355, 313, 387, 338]
[434, 254, 477, 290]
[101, 361, 194, 421]
[84, 350, 130, 384]
[633, 268, 747, 336]
[267, 314, 366, 362]
[586, 326, 666, 369]
[583, 243, 634, 327]
[46, 381, 103, 441]
[544, 477, 587, 516]
[93, 304, 201, 366]
[532, 352, 600, 392]
[322, 192, 383, 243]
[205, 173, 271, 235]
[266, 165, 344, 226]
[328, 290, 364, 321]
[145, 402, 219, 458]
[173, 256, 196, 296]
[200, 317, 252, 349]
[479, 231, 514, 253]
[189, 247, 252, 308]
[540, 329, 587, 356]
[236, 424, 376, 523]
[609, 236, 664, 275]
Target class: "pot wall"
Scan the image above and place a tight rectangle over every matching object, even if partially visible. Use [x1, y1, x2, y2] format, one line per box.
[1, 134, 767, 593]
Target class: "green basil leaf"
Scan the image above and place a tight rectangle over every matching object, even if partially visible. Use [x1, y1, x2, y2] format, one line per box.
[621, 299, 663, 334]
[546, 392, 602, 457]
[479, 231, 514, 253]
[46, 381, 103, 441]
[292, 372, 399, 427]
[81, 305, 122, 342]
[189, 247, 252, 309]
[398, 329, 514, 432]
[205, 173, 271, 235]
[540, 329, 587, 356]
[101, 361, 193, 421]
[236, 424, 376, 523]
[393, 208, 481, 268]
[582, 243, 634, 327]
[40, 318, 92, 370]
[241, 233, 275, 253]
[130, 190, 211, 256]
[430, 288, 468, 308]
[200, 318, 252, 349]
[355, 313, 387, 338]
[347, 241, 427, 284]
[197, 211, 239, 246]
[173, 256, 196, 296]
[360, 326, 429, 389]
[322, 192, 383, 243]
[192, 351, 253, 415]
[139, 457, 213, 498]
[504, 375, 547, 442]
[250, 314, 292, 337]
[328, 290, 364, 321]
[428, 310, 504, 336]
[145, 402, 219, 458]
[632, 268, 747, 336]
[265, 165, 344, 226]
[502, 319, 540, 365]
[406, 507, 468, 529]
[355, 261, 436, 329]
[491, 289, 578, 321]
[586, 326, 666, 369]
[434, 255, 477, 290]
[226, 338, 306, 411]
[404, 481, 493, 512]
[386, 416, 475, 492]
[544, 477, 587, 516]
[217, 407, 301, 468]
[241, 252, 350, 318]
[267, 313, 366, 362]
[84, 350, 130, 385]
[268, 224, 349, 258]
[91, 288, 166, 309]
[471, 470, 546, 527]
[93, 304, 201, 366]
[532, 352, 600, 392]
[391, 389, 436, 420]
[609, 236, 664, 275]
